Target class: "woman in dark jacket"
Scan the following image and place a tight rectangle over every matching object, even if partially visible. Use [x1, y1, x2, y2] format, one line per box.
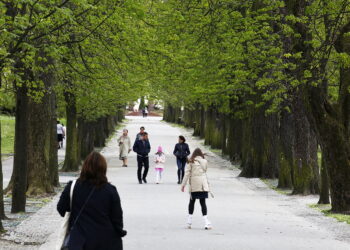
[173, 135, 191, 184]
[57, 152, 127, 250]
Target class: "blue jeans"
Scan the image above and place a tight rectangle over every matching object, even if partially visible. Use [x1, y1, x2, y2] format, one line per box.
[177, 158, 187, 182]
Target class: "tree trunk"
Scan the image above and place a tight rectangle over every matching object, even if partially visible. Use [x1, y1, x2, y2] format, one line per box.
[318, 156, 330, 204]
[0, 120, 5, 222]
[11, 84, 29, 212]
[94, 118, 107, 148]
[240, 106, 279, 178]
[226, 117, 243, 162]
[291, 95, 320, 195]
[79, 119, 95, 160]
[278, 110, 293, 189]
[307, 86, 350, 212]
[49, 92, 59, 186]
[193, 103, 204, 136]
[26, 96, 54, 195]
[62, 92, 79, 172]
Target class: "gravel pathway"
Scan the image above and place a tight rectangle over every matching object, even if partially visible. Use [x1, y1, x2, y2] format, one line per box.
[1, 116, 350, 250]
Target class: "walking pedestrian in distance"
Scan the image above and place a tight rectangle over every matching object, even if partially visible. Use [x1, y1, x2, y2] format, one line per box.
[181, 148, 212, 230]
[57, 120, 65, 149]
[57, 151, 127, 250]
[173, 136, 190, 184]
[118, 129, 132, 167]
[133, 132, 151, 184]
[154, 146, 166, 184]
[135, 126, 145, 141]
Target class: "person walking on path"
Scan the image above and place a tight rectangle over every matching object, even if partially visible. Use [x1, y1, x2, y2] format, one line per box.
[57, 120, 65, 149]
[57, 151, 127, 250]
[133, 132, 151, 184]
[118, 129, 132, 167]
[135, 126, 145, 141]
[173, 136, 191, 184]
[154, 146, 166, 184]
[181, 148, 212, 230]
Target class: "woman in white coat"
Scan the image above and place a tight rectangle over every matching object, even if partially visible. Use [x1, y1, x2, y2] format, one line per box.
[181, 148, 212, 230]
[117, 129, 132, 167]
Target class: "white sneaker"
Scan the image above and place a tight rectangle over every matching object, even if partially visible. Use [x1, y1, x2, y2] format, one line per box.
[187, 215, 193, 229]
[203, 216, 212, 230]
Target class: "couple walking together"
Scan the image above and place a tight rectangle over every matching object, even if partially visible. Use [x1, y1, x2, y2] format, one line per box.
[118, 126, 161, 184]
[117, 126, 150, 184]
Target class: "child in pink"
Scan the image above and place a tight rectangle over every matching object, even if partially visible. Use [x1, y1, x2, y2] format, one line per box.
[154, 146, 166, 184]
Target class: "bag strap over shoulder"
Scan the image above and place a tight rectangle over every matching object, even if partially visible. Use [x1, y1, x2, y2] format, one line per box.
[69, 180, 77, 210]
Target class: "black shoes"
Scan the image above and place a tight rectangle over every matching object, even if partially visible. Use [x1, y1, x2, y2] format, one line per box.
[138, 180, 143, 184]
[142, 178, 147, 184]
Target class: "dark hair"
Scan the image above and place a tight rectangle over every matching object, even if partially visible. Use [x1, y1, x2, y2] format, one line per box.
[140, 126, 145, 130]
[79, 151, 108, 187]
[57, 120, 60, 124]
[143, 132, 148, 135]
[179, 135, 186, 143]
[188, 148, 205, 163]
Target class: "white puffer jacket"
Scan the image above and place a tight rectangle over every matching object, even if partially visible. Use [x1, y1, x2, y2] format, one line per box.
[181, 156, 210, 192]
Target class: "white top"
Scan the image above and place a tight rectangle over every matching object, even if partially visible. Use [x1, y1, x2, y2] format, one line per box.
[57, 124, 64, 134]
[154, 154, 166, 169]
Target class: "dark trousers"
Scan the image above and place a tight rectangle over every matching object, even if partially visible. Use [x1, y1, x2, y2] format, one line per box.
[177, 157, 187, 182]
[137, 155, 149, 181]
[189, 198, 207, 216]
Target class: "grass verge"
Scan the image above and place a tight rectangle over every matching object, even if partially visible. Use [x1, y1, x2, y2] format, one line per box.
[1, 115, 15, 155]
[309, 204, 350, 225]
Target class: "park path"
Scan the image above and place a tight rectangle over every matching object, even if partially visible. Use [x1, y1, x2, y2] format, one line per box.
[2, 139, 66, 188]
[3, 116, 350, 250]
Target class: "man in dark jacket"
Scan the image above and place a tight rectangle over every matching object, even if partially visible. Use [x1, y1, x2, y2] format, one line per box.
[133, 132, 151, 184]
[173, 135, 191, 184]
[135, 126, 145, 142]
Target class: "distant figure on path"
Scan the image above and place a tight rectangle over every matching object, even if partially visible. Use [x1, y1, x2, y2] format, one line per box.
[173, 135, 191, 184]
[135, 126, 145, 141]
[118, 129, 132, 167]
[57, 120, 65, 149]
[154, 146, 166, 184]
[181, 148, 212, 230]
[57, 151, 127, 250]
[144, 107, 148, 117]
[133, 132, 151, 184]
[142, 108, 146, 118]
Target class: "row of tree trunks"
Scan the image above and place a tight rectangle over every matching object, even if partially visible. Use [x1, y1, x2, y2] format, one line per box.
[164, 102, 321, 196]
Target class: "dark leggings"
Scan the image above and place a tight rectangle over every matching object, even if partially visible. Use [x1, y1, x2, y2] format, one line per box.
[188, 198, 207, 216]
[177, 158, 187, 182]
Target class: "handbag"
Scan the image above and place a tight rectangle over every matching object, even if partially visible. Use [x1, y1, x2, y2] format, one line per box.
[60, 182, 95, 250]
[56, 180, 77, 250]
